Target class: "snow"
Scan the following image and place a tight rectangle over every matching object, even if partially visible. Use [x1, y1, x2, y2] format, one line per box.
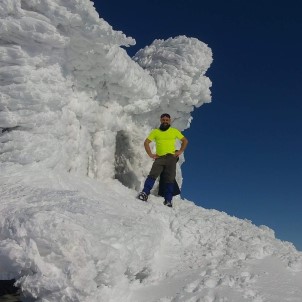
[0, 1, 302, 301]
[1, 170, 302, 301]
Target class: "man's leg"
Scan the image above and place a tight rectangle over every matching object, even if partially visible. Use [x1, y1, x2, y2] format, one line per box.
[142, 176, 155, 195]
[164, 183, 175, 206]
[138, 157, 165, 201]
[163, 155, 177, 206]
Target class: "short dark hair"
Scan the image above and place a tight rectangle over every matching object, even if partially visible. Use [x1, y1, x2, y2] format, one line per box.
[160, 113, 171, 118]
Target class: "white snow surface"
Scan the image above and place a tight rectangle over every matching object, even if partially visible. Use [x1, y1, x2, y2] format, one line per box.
[0, 1, 302, 301]
[1, 170, 302, 302]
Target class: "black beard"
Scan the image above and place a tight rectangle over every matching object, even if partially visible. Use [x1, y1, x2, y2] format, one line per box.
[159, 123, 170, 131]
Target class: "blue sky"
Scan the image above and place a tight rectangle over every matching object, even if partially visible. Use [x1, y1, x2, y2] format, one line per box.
[94, 0, 302, 250]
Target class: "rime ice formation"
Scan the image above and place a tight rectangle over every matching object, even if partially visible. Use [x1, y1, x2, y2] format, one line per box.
[0, 0, 212, 188]
[133, 36, 212, 129]
[1, 1, 302, 302]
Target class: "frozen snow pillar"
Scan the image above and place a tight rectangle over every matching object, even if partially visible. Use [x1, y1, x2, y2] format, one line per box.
[133, 35, 213, 130]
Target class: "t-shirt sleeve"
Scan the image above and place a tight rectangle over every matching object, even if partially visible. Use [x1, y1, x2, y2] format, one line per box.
[175, 129, 184, 140]
[147, 129, 156, 141]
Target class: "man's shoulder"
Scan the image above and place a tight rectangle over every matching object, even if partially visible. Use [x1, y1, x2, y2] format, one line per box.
[147, 128, 159, 140]
[170, 127, 184, 138]
[149, 128, 159, 134]
[170, 127, 182, 133]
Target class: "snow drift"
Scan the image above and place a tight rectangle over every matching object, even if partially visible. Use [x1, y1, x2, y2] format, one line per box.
[0, 1, 302, 301]
[1, 171, 302, 302]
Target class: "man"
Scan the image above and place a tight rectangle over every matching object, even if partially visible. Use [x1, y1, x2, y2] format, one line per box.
[137, 113, 188, 207]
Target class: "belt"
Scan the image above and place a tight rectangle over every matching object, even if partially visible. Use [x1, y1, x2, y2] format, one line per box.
[158, 153, 174, 158]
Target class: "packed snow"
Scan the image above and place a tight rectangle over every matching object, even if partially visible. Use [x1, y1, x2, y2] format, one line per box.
[0, 1, 302, 301]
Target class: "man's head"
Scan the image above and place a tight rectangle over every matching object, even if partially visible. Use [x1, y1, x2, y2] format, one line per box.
[159, 113, 171, 131]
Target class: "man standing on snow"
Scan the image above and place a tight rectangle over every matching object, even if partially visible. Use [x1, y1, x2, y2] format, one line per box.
[137, 113, 188, 207]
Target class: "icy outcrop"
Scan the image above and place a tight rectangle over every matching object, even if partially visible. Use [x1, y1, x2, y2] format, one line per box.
[133, 36, 212, 130]
[0, 0, 212, 189]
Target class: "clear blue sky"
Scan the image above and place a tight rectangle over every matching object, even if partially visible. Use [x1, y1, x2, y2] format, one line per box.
[94, 0, 302, 251]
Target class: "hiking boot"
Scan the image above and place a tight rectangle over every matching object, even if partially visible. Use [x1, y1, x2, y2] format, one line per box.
[137, 192, 148, 202]
[163, 200, 172, 207]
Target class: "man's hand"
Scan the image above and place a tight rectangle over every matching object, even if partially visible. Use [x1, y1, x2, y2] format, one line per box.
[174, 137, 188, 157]
[174, 150, 183, 157]
[149, 154, 159, 160]
[144, 139, 158, 159]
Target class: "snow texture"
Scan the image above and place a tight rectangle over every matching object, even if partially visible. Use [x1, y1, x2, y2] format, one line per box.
[0, 1, 302, 301]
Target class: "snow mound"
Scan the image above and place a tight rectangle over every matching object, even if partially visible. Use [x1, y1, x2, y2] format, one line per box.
[0, 171, 302, 302]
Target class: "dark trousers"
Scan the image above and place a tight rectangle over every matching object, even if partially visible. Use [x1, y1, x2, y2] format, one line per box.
[143, 154, 178, 202]
[149, 154, 177, 182]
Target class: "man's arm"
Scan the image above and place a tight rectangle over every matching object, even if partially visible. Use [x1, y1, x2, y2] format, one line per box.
[174, 137, 188, 157]
[144, 139, 158, 159]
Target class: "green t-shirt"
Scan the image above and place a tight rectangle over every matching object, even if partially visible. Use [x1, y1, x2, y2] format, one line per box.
[147, 127, 184, 156]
